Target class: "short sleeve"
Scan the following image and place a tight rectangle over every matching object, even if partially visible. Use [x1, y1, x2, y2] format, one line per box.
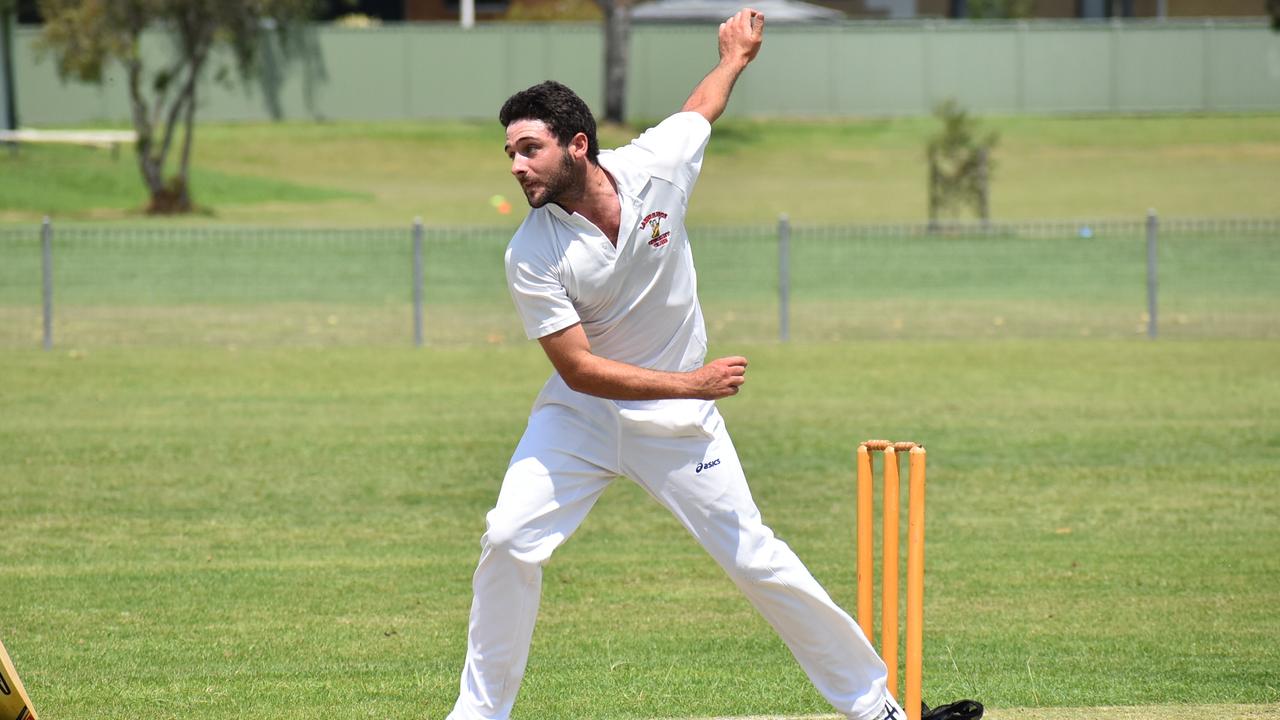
[612, 112, 712, 196]
[505, 243, 580, 340]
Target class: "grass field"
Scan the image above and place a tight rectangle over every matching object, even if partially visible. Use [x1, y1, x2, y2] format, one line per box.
[2, 114, 1279, 225]
[2, 340, 1279, 719]
[2, 109, 1279, 719]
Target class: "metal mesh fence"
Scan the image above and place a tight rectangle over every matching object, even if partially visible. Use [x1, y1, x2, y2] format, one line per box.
[1, 219, 1277, 349]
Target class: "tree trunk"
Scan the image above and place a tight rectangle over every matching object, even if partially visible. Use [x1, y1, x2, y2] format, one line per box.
[147, 48, 206, 214]
[1, 6, 18, 133]
[601, 0, 630, 124]
[144, 87, 191, 214]
[145, 84, 191, 214]
[125, 57, 164, 199]
[173, 77, 198, 211]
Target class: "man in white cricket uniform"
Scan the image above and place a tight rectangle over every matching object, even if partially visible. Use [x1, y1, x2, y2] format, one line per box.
[447, 10, 905, 720]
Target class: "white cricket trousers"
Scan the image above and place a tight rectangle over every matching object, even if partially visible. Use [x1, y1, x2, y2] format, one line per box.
[447, 379, 898, 720]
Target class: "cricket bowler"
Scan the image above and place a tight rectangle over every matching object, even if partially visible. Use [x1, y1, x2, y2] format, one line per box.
[446, 10, 908, 720]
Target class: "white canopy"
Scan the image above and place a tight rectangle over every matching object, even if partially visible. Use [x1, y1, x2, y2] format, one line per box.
[632, 0, 845, 24]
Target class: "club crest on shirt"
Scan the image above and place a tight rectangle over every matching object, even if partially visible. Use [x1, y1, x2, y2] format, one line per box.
[640, 210, 671, 249]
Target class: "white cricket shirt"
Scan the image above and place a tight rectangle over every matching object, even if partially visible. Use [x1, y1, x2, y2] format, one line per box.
[505, 111, 712, 374]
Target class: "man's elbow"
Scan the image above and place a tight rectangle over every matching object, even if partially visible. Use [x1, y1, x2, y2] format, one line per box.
[553, 356, 597, 394]
[682, 104, 719, 125]
[559, 368, 590, 393]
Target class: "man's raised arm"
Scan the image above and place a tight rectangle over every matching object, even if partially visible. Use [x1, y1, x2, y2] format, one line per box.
[681, 9, 764, 125]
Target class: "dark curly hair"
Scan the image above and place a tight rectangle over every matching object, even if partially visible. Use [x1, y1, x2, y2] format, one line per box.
[499, 81, 600, 163]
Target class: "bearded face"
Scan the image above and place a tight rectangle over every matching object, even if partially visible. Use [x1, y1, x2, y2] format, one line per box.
[523, 147, 579, 209]
[505, 119, 586, 209]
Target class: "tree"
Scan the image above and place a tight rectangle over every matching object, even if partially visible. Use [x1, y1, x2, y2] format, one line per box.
[1269, 0, 1279, 31]
[1, 0, 17, 132]
[38, 0, 315, 214]
[503, 0, 600, 21]
[595, 0, 629, 124]
[927, 99, 998, 228]
[963, 0, 1033, 18]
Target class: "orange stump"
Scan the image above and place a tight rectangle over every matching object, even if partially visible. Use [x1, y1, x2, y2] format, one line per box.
[855, 444, 875, 641]
[855, 440, 926, 720]
[881, 446, 900, 697]
[905, 446, 927, 720]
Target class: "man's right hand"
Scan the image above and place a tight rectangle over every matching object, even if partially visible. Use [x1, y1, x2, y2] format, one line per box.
[690, 356, 749, 399]
[682, 8, 764, 123]
[718, 9, 764, 70]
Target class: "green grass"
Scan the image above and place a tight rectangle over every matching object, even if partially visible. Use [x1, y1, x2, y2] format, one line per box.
[2, 114, 1278, 225]
[2, 111, 1278, 719]
[0, 143, 365, 219]
[2, 340, 1278, 719]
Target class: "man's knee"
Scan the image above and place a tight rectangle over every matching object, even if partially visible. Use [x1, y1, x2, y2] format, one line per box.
[724, 524, 798, 586]
[480, 508, 554, 566]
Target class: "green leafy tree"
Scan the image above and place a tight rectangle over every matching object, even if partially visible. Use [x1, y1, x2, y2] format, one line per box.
[966, 0, 1033, 19]
[1269, 0, 1279, 31]
[927, 99, 998, 228]
[38, 0, 315, 214]
[504, 0, 601, 21]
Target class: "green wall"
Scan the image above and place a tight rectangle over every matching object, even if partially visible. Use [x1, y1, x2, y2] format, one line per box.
[13, 19, 1280, 125]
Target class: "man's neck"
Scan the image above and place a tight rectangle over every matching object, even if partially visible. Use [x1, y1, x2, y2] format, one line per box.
[557, 162, 622, 245]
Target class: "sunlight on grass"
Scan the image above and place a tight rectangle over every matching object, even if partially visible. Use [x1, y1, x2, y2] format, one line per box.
[2, 115, 1278, 225]
[2, 341, 1278, 718]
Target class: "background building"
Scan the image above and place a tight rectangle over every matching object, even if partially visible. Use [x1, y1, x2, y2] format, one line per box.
[403, 0, 1269, 22]
[7, 0, 1268, 23]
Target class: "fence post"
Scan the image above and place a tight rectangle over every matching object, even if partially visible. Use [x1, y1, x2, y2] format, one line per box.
[413, 217, 424, 348]
[778, 214, 791, 343]
[41, 216, 53, 351]
[1202, 19, 1214, 112]
[1146, 209, 1158, 340]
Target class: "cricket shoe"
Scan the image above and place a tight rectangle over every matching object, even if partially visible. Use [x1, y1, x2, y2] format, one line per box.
[921, 699, 984, 720]
[878, 697, 908, 720]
